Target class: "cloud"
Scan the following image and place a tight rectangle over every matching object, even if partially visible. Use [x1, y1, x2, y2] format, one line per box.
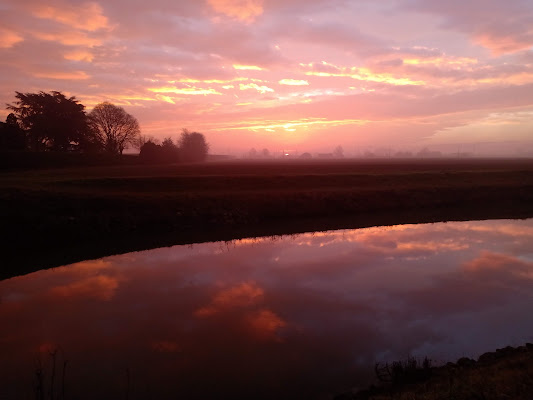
[0, 28, 23, 48]
[48, 275, 120, 301]
[404, 0, 533, 55]
[195, 281, 264, 317]
[233, 64, 263, 70]
[31, 30, 104, 47]
[279, 79, 309, 86]
[245, 309, 286, 341]
[63, 50, 94, 62]
[208, 0, 264, 23]
[33, 70, 91, 80]
[32, 2, 111, 31]
[149, 86, 222, 96]
[239, 82, 274, 93]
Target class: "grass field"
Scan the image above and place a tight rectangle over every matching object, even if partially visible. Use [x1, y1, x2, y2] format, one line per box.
[2, 158, 533, 278]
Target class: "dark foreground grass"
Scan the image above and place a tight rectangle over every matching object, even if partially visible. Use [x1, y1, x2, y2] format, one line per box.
[338, 344, 533, 400]
[2, 158, 533, 279]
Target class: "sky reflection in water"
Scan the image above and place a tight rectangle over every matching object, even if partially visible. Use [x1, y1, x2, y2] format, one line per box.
[1, 219, 533, 399]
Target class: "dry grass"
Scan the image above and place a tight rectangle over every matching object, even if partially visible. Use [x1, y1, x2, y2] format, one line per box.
[348, 345, 533, 400]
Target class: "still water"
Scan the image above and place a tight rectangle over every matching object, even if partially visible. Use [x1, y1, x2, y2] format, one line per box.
[2, 219, 533, 399]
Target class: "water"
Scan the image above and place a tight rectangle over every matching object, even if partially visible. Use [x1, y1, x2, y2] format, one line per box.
[1, 219, 533, 399]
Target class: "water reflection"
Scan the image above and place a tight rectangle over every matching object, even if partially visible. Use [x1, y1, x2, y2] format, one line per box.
[1, 219, 533, 399]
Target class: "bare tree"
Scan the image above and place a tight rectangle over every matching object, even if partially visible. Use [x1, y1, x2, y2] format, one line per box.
[89, 102, 140, 155]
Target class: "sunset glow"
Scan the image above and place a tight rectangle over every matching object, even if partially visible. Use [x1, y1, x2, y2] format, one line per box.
[1, 0, 533, 155]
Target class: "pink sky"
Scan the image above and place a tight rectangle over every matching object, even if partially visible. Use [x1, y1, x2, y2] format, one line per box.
[1, 0, 533, 156]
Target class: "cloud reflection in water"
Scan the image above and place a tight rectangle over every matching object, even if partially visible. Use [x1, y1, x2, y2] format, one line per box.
[1, 219, 533, 399]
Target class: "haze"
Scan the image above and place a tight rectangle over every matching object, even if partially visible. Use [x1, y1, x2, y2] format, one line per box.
[1, 0, 533, 156]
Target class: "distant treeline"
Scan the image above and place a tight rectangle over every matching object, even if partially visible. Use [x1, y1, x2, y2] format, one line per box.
[138, 130, 209, 164]
[0, 90, 209, 168]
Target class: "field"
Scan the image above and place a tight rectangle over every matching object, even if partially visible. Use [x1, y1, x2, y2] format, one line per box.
[2, 158, 533, 278]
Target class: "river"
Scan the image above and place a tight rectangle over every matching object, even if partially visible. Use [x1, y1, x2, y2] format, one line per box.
[1, 218, 533, 399]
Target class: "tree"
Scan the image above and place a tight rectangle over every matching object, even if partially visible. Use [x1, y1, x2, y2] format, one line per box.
[89, 102, 140, 155]
[6, 91, 94, 152]
[0, 113, 26, 150]
[161, 137, 180, 163]
[333, 145, 344, 158]
[139, 140, 161, 163]
[178, 129, 209, 162]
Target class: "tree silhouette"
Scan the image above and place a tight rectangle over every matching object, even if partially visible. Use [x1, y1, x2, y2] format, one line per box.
[178, 129, 209, 162]
[139, 140, 161, 163]
[6, 91, 94, 152]
[161, 137, 180, 163]
[333, 145, 344, 158]
[0, 113, 26, 150]
[89, 102, 140, 155]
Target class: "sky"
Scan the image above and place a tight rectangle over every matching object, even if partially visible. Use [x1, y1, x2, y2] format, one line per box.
[1, 0, 533, 156]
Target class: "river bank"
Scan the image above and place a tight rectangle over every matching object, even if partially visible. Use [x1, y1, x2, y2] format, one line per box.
[339, 343, 533, 400]
[2, 158, 533, 279]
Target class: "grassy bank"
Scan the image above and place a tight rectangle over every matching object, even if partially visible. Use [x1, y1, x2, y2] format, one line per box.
[2, 158, 533, 279]
[340, 344, 533, 400]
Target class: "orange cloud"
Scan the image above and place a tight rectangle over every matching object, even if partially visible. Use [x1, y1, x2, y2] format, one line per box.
[194, 282, 286, 341]
[195, 281, 264, 317]
[32, 31, 103, 47]
[34, 70, 90, 80]
[246, 309, 286, 341]
[474, 33, 533, 56]
[208, 0, 264, 23]
[48, 275, 119, 301]
[32, 2, 110, 31]
[463, 251, 533, 273]
[0, 28, 23, 49]
[64, 50, 94, 62]
[396, 241, 469, 253]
